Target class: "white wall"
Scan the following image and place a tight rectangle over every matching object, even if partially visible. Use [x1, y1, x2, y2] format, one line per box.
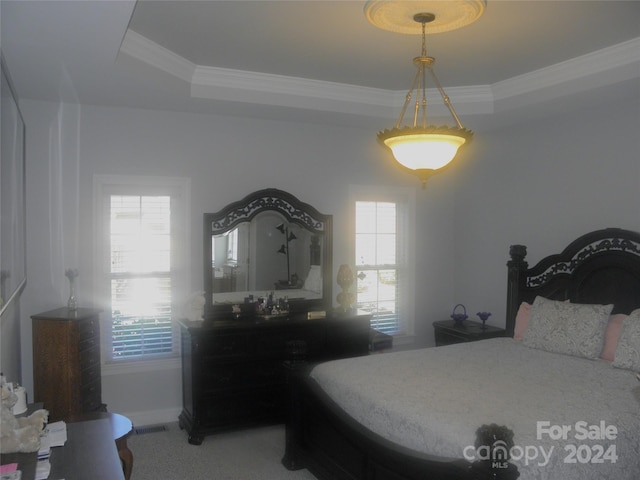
[453, 84, 640, 326]
[15, 79, 640, 425]
[18, 99, 454, 424]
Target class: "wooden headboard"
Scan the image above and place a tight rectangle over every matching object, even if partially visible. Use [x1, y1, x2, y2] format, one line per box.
[505, 228, 640, 336]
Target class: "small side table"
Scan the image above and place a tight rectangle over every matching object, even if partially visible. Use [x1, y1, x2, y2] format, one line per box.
[433, 319, 506, 346]
[67, 411, 133, 480]
[369, 328, 393, 353]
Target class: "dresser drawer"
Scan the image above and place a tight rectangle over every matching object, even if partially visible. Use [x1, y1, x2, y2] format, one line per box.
[198, 388, 282, 428]
[79, 334, 100, 352]
[78, 317, 100, 342]
[79, 345, 100, 371]
[81, 379, 102, 412]
[254, 331, 292, 358]
[200, 334, 249, 359]
[202, 361, 282, 392]
[80, 361, 101, 386]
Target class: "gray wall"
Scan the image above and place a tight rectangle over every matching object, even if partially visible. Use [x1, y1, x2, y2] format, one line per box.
[454, 88, 640, 317]
[6, 78, 639, 425]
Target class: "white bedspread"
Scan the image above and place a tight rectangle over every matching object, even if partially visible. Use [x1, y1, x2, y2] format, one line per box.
[310, 338, 640, 480]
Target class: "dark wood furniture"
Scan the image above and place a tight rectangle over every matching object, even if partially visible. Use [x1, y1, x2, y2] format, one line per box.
[433, 319, 505, 346]
[505, 227, 640, 336]
[0, 418, 124, 480]
[31, 307, 103, 422]
[178, 311, 371, 445]
[369, 328, 393, 352]
[67, 412, 133, 480]
[282, 227, 640, 480]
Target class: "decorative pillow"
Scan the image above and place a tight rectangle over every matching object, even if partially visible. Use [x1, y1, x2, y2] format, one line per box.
[513, 302, 531, 341]
[613, 309, 640, 370]
[522, 296, 612, 359]
[600, 314, 627, 362]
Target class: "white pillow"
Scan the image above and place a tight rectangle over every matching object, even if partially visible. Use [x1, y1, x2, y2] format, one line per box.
[613, 309, 640, 371]
[522, 296, 612, 359]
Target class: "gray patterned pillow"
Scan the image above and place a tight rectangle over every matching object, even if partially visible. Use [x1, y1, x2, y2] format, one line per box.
[523, 296, 612, 359]
[613, 309, 640, 370]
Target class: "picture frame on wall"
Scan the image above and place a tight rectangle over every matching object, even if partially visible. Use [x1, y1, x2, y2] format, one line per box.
[0, 53, 27, 317]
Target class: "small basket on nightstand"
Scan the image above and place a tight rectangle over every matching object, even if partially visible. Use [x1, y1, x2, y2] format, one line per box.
[450, 304, 468, 326]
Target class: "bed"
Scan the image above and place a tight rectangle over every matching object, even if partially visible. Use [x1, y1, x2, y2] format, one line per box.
[281, 227, 640, 480]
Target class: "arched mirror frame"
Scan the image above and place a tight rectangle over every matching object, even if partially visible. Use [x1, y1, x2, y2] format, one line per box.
[204, 188, 333, 318]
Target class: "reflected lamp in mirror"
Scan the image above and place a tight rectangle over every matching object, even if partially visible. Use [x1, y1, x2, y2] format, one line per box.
[276, 223, 298, 287]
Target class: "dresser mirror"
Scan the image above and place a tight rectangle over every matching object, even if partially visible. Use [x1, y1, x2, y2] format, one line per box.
[204, 188, 332, 318]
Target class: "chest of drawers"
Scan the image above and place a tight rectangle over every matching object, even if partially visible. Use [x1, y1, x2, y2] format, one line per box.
[178, 312, 371, 444]
[32, 308, 103, 422]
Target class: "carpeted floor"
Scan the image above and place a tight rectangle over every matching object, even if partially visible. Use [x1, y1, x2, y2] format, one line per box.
[127, 422, 317, 480]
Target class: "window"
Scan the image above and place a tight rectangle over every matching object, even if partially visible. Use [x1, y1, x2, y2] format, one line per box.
[227, 228, 238, 264]
[351, 186, 415, 339]
[95, 176, 189, 367]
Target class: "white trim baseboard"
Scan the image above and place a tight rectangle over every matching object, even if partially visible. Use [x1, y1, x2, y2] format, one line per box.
[121, 406, 183, 428]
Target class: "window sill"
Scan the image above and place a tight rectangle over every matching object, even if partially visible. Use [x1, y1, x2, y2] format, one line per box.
[102, 355, 181, 376]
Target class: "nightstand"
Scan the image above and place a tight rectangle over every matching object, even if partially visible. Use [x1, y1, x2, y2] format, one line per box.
[433, 319, 506, 346]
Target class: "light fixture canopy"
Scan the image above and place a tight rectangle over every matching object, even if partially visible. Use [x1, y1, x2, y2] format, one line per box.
[371, 7, 478, 187]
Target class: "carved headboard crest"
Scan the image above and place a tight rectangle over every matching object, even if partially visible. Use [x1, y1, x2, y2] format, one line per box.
[527, 236, 640, 288]
[505, 228, 640, 337]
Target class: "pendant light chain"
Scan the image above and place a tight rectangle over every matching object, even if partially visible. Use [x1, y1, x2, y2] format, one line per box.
[419, 20, 428, 129]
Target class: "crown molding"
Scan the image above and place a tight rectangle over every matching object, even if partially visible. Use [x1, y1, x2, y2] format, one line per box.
[492, 37, 640, 102]
[120, 30, 195, 83]
[120, 30, 640, 120]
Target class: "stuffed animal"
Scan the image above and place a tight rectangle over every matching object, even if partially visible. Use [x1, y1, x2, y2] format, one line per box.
[0, 380, 49, 453]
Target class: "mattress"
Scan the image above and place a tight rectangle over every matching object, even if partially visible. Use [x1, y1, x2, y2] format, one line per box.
[309, 338, 640, 480]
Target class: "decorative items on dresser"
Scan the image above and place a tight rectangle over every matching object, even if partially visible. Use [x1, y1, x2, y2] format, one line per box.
[178, 311, 372, 445]
[31, 307, 104, 422]
[433, 319, 505, 346]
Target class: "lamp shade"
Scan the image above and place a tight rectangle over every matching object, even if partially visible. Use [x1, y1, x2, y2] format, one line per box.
[383, 132, 467, 170]
[378, 126, 473, 181]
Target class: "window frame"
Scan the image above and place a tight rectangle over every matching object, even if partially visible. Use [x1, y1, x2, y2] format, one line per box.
[94, 175, 190, 374]
[349, 185, 416, 344]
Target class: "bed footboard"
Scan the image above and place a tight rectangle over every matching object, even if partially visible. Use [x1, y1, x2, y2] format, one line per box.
[282, 363, 519, 480]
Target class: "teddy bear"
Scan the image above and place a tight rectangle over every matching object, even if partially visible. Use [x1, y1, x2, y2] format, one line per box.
[0, 379, 49, 454]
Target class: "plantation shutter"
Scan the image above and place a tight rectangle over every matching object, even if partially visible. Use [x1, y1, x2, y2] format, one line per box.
[109, 195, 177, 359]
[355, 201, 404, 335]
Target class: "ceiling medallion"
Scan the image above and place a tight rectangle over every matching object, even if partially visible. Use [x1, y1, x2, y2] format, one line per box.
[364, 0, 487, 35]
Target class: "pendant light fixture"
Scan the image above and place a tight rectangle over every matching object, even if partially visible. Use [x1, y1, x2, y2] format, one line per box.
[365, 1, 485, 188]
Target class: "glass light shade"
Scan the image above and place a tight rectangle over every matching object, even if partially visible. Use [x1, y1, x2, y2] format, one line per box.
[383, 133, 467, 171]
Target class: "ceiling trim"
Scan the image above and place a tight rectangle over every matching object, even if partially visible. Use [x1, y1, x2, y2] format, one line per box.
[120, 29, 640, 120]
[492, 37, 640, 102]
[120, 30, 195, 83]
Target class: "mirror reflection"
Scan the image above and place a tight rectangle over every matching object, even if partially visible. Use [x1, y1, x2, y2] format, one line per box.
[211, 212, 322, 298]
[204, 188, 332, 316]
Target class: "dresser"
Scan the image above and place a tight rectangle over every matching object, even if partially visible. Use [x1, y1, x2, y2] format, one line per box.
[31, 307, 103, 422]
[178, 312, 371, 444]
